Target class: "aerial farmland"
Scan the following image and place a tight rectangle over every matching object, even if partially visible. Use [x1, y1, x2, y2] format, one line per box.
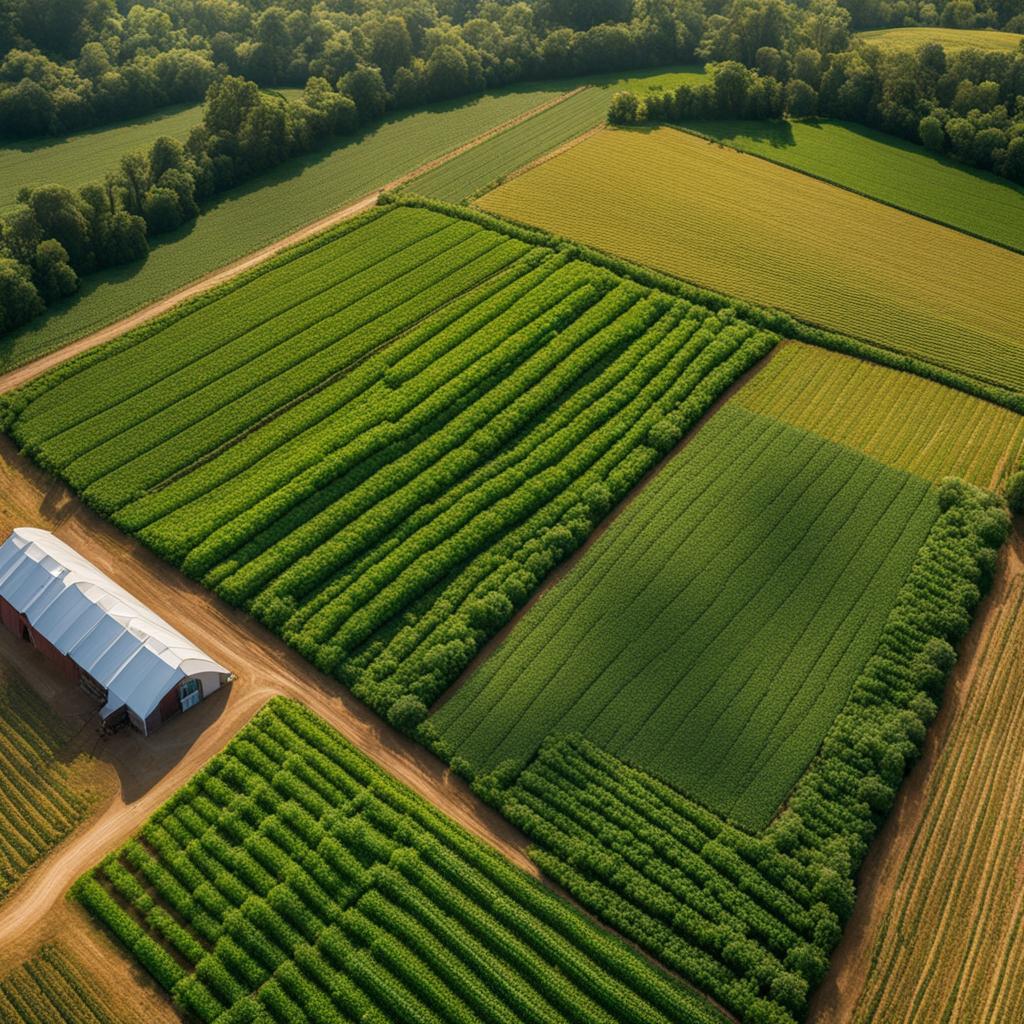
[0, 4, 1022, 1024]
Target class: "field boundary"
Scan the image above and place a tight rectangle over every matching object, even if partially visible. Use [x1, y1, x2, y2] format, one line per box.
[0, 87, 587, 396]
[670, 122, 1024, 258]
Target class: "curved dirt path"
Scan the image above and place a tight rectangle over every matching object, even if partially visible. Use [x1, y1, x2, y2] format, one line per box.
[0, 438, 536, 959]
[0, 86, 587, 396]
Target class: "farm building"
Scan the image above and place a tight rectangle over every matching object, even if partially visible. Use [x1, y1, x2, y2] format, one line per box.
[0, 527, 229, 735]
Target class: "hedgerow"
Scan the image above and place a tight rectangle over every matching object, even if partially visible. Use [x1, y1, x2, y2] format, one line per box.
[74, 698, 728, 1024]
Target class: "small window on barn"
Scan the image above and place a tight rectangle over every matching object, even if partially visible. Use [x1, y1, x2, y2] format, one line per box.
[179, 677, 201, 711]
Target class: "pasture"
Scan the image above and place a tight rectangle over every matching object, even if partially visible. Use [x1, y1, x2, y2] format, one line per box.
[687, 119, 1024, 253]
[734, 344, 1024, 487]
[0, 660, 99, 901]
[0, 84, 572, 374]
[477, 126, 1024, 391]
[75, 697, 725, 1024]
[434, 402, 937, 830]
[3, 201, 775, 727]
[856, 26, 1024, 51]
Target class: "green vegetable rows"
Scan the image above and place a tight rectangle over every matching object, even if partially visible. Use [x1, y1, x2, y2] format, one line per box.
[74, 698, 727, 1024]
[493, 478, 1009, 1024]
[3, 200, 776, 727]
[432, 405, 937, 829]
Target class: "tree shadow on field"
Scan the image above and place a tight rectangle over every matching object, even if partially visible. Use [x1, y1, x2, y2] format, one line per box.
[679, 118, 797, 148]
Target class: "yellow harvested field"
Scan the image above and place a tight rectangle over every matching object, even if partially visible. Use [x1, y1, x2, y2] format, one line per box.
[734, 343, 1024, 488]
[477, 126, 1024, 391]
[837, 568, 1024, 1023]
[857, 26, 1024, 52]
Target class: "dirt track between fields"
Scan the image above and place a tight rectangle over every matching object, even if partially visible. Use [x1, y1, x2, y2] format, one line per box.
[0, 86, 586, 396]
[0, 437, 537, 961]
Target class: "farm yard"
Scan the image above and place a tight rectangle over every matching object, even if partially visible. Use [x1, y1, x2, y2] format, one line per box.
[1, 1, 1023, 1022]
[76, 697, 726, 1024]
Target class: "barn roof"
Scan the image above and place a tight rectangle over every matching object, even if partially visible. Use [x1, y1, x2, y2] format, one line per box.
[0, 528, 227, 722]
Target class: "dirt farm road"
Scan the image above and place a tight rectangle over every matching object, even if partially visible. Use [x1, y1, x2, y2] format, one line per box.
[0, 438, 536, 960]
[0, 85, 584, 395]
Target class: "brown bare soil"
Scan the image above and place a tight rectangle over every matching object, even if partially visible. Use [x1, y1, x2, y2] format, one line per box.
[0, 86, 586, 396]
[0, 436, 536, 965]
[809, 524, 1024, 1023]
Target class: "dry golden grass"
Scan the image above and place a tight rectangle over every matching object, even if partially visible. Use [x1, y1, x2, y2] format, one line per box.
[856, 26, 1024, 52]
[734, 343, 1024, 488]
[477, 126, 1024, 391]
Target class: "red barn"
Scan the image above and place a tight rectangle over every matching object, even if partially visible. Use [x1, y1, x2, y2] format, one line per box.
[0, 527, 230, 735]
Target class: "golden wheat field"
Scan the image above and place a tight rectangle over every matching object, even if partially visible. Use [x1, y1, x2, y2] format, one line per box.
[734, 343, 1024, 488]
[477, 127, 1024, 391]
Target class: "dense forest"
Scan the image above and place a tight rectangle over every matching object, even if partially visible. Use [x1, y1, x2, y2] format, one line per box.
[1, 0, 1022, 336]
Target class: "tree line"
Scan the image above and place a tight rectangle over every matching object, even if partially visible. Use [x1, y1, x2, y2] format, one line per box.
[609, 0, 1024, 185]
[0, 0, 703, 139]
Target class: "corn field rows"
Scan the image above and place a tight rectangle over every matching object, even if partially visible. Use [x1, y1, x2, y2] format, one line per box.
[75, 698, 726, 1024]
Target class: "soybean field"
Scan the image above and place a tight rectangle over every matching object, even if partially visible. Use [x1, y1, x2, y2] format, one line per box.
[477, 126, 1024, 391]
[686, 119, 1024, 253]
[434, 403, 937, 830]
[734, 344, 1024, 488]
[2, 200, 775, 728]
[74, 697, 726, 1024]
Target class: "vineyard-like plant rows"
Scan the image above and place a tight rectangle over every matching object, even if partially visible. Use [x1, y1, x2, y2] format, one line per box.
[432, 404, 937, 829]
[75, 697, 727, 1024]
[734, 344, 1024, 488]
[477, 126, 1024, 391]
[2, 200, 776, 728]
[0, 663, 94, 901]
[0, 943, 151, 1024]
[490, 478, 1008, 1024]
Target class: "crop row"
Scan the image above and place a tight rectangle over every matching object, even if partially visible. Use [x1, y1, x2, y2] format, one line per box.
[0, 671, 92, 900]
[736, 343, 1024, 489]
[0, 943, 145, 1024]
[489, 477, 1009, 1024]
[431, 404, 937, 829]
[75, 697, 728, 1024]
[4, 204, 776, 726]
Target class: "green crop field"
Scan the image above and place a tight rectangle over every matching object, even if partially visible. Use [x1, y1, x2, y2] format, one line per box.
[856, 26, 1024, 51]
[456, 457, 1005, 1024]
[0, 84, 571, 374]
[74, 697, 726, 1024]
[3, 200, 775, 728]
[734, 344, 1024, 488]
[686, 119, 1024, 253]
[0, 89, 305, 215]
[0, 662, 98, 902]
[407, 88, 613, 202]
[0, 943, 151, 1024]
[409, 67, 706, 203]
[434, 403, 937, 830]
[477, 126, 1024, 392]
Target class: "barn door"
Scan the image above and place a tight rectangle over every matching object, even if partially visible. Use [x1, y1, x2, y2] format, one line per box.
[179, 678, 201, 712]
